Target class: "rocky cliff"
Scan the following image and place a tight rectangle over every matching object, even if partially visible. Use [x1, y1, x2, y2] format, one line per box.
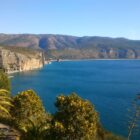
[45, 47, 140, 59]
[0, 47, 44, 73]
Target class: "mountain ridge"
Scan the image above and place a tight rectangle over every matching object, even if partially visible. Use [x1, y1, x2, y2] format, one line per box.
[0, 34, 140, 59]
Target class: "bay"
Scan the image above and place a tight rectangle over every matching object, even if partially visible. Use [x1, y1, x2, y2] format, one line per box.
[11, 60, 140, 139]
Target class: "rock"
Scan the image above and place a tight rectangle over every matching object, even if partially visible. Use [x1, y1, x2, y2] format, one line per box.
[0, 48, 44, 73]
[0, 123, 20, 140]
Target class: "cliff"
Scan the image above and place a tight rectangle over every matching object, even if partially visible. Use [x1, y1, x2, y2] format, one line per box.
[0, 47, 44, 73]
[45, 47, 139, 59]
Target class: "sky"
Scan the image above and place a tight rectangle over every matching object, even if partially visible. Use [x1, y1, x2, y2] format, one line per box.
[0, 0, 140, 39]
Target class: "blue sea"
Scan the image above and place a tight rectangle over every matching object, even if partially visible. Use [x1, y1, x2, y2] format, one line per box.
[11, 60, 140, 140]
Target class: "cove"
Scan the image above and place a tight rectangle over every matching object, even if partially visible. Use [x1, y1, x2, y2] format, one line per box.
[11, 60, 140, 139]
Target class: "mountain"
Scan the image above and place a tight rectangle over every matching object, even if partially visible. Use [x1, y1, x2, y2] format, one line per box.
[0, 34, 140, 59]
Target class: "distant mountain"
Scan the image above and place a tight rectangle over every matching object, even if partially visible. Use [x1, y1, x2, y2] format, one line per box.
[1, 34, 140, 59]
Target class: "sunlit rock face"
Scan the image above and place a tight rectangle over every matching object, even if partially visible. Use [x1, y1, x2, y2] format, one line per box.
[0, 48, 44, 73]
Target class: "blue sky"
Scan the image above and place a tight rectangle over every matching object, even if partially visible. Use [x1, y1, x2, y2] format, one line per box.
[0, 0, 140, 39]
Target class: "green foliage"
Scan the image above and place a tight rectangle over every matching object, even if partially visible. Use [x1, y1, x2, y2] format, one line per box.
[103, 133, 125, 140]
[0, 89, 125, 140]
[20, 119, 51, 140]
[50, 93, 99, 140]
[0, 68, 124, 140]
[0, 89, 12, 116]
[10, 90, 47, 130]
[0, 70, 11, 91]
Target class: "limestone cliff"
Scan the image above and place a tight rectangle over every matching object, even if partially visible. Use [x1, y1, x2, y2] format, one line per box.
[0, 48, 44, 73]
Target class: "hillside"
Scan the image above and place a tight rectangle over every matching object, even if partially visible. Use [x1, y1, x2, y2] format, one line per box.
[1, 34, 140, 59]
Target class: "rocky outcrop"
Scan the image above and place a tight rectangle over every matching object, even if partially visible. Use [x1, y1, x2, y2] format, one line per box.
[0, 48, 44, 73]
[45, 48, 139, 60]
[99, 48, 137, 59]
[0, 123, 20, 140]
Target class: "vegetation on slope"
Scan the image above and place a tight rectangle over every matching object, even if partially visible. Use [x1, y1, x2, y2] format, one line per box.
[0, 89, 12, 116]
[0, 71, 127, 140]
[0, 70, 11, 91]
[0, 45, 42, 58]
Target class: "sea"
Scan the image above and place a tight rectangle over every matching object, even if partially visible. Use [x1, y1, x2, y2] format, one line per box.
[11, 60, 140, 140]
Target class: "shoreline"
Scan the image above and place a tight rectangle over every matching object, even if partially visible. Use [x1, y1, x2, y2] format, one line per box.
[51, 58, 140, 62]
[7, 67, 43, 75]
[7, 58, 140, 75]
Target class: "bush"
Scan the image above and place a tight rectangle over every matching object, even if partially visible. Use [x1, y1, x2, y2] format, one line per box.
[0, 70, 11, 91]
[50, 93, 99, 140]
[10, 90, 47, 130]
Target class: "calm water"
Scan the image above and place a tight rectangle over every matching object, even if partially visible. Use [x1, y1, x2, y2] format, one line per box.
[11, 60, 140, 139]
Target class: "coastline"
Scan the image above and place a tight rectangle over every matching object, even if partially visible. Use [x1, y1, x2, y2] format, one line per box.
[51, 58, 140, 62]
[7, 58, 140, 75]
[7, 67, 43, 74]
